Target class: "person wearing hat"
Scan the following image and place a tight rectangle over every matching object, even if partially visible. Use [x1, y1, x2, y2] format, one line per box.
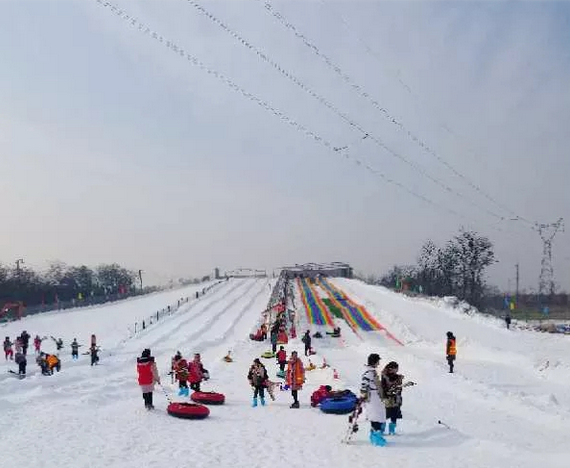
[360, 353, 387, 446]
[247, 358, 269, 407]
[446, 332, 457, 373]
[137, 349, 160, 410]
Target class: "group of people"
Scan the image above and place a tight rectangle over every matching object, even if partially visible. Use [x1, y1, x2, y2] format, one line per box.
[3, 331, 100, 378]
[360, 353, 415, 446]
[247, 348, 306, 408]
[135, 349, 210, 409]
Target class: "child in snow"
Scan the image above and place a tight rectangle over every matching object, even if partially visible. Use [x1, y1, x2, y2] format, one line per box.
[188, 353, 206, 392]
[14, 337, 23, 354]
[311, 385, 332, 407]
[3, 337, 14, 360]
[33, 335, 43, 354]
[286, 351, 305, 408]
[276, 346, 287, 372]
[90, 345, 100, 366]
[248, 358, 269, 407]
[381, 361, 415, 435]
[446, 332, 457, 373]
[15, 350, 27, 378]
[136, 348, 160, 410]
[173, 354, 190, 397]
[71, 339, 81, 360]
[301, 331, 312, 357]
[360, 353, 387, 446]
[51, 336, 64, 353]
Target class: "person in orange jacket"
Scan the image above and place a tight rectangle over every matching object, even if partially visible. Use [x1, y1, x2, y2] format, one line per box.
[286, 351, 305, 408]
[446, 332, 457, 373]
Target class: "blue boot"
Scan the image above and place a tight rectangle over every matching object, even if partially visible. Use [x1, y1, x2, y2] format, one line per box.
[369, 430, 387, 447]
[178, 388, 185, 396]
[388, 422, 397, 435]
[183, 387, 190, 397]
[260, 397, 266, 406]
[252, 397, 258, 407]
[379, 423, 386, 434]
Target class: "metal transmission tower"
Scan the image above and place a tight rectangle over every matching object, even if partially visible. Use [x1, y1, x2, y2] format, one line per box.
[535, 218, 564, 297]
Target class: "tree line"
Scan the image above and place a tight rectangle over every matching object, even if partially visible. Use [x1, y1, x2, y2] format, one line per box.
[377, 229, 496, 308]
[0, 261, 139, 308]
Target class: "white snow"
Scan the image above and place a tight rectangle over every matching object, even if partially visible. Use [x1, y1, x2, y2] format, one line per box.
[1, 277, 570, 468]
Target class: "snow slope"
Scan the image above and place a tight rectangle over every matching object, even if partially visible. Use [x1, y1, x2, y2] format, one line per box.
[1, 277, 570, 468]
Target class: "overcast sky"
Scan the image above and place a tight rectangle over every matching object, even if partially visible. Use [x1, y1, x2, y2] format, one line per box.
[0, 0, 569, 290]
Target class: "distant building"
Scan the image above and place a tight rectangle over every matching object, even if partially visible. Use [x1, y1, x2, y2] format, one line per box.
[279, 262, 353, 280]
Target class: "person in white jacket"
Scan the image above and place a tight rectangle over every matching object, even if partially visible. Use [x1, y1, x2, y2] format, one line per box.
[360, 353, 387, 446]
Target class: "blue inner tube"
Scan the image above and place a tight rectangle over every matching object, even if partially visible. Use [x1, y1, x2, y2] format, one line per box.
[320, 395, 357, 415]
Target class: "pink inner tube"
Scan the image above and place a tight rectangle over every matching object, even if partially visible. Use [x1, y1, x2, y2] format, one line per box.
[167, 402, 210, 420]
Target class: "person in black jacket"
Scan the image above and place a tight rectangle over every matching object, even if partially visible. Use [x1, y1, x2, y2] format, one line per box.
[248, 358, 268, 407]
[71, 339, 81, 360]
[302, 330, 312, 356]
[15, 351, 27, 378]
[20, 331, 30, 355]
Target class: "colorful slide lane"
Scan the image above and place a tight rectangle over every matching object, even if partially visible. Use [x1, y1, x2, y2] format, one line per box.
[297, 278, 335, 326]
[319, 278, 403, 346]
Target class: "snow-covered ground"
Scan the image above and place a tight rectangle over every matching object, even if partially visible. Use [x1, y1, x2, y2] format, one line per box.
[1, 277, 569, 468]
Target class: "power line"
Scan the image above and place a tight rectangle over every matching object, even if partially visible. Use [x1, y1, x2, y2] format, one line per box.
[93, 0, 467, 221]
[185, 0, 508, 222]
[313, 0, 536, 227]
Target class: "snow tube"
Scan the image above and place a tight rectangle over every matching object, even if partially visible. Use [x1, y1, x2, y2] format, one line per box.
[191, 391, 225, 405]
[261, 351, 275, 359]
[167, 402, 210, 420]
[320, 394, 357, 415]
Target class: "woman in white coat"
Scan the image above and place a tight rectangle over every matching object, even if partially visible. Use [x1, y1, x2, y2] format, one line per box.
[360, 353, 387, 446]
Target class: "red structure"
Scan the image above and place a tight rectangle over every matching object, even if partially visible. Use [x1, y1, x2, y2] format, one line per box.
[0, 302, 24, 321]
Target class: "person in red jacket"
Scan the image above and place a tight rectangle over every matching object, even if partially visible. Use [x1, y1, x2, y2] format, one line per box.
[276, 346, 287, 372]
[137, 348, 160, 410]
[33, 335, 43, 354]
[188, 353, 205, 392]
[311, 385, 332, 407]
[174, 354, 190, 397]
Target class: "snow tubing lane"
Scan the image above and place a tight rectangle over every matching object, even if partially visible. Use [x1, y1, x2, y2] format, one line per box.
[167, 402, 210, 420]
[191, 391, 225, 405]
[320, 396, 357, 415]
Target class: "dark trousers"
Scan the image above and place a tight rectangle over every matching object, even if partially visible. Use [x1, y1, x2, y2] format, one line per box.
[304, 345, 310, 356]
[447, 355, 455, 373]
[371, 421, 385, 431]
[142, 392, 154, 408]
[179, 380, 188, 389]
[253, 386, 265, 399]
[279, 362, 286, 372]
[18, 361, 26, 375]
[23, 345, 28, 356]
[292, 389, 299, 403]
[190, 382, 201, 391]
[271, 343, 277, 353]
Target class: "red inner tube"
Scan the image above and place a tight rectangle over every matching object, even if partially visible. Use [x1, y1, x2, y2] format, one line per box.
[167, 402, 210, 420]
[191, 391, 226, 405]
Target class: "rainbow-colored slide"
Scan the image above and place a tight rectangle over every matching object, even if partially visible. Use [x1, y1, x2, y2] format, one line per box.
[297, 278, 334, 326]
[319, 278, 403, 345]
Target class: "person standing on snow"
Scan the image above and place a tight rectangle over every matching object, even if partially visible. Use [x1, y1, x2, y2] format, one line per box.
[71, 339, 81, 360]
[137, 348, 160, 410]
[270, 326, 278, 354]
[20, 331, 30, 355]
[90, 344, 100, 366]
[248, 358, 269, 407]
[360, 353, 387, 447]
[302, 330, 312, 356]
[286, 351, 305, 408]
[33, 335, 43, 354]
[3, 337, 14, 360]
[446, 332, 457, 373]
[381, 361, 414, 436]
[15, 350, 27, 378]
[505, 313, 512, 330]
[188, 353, 206, 392]
[173, 354, 190, 397]
[276, 346, 287, 372]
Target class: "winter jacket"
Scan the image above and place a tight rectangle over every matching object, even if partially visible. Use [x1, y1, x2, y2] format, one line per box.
[137, 356, 159, 391]
[175, 359, 189, 382]
[360, 365, 386, 423]
[71, 341, 80, 353]
[286, 358, 305, 391]
[446, 337, 457, 356]
[381, 372, 404, 408]
[188, 360, 204, 384]
[3, 339, 12, 351]
[20, 332, 30, 346]
[270, 331, 278, 345]
[276, 349, 287, 363]
[15, 352, 26, 365]
[46, 355, 59, 370]
[247, 364, 268, 387]
[310, 385, 331, 407]
[302, 333, 311, 347]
